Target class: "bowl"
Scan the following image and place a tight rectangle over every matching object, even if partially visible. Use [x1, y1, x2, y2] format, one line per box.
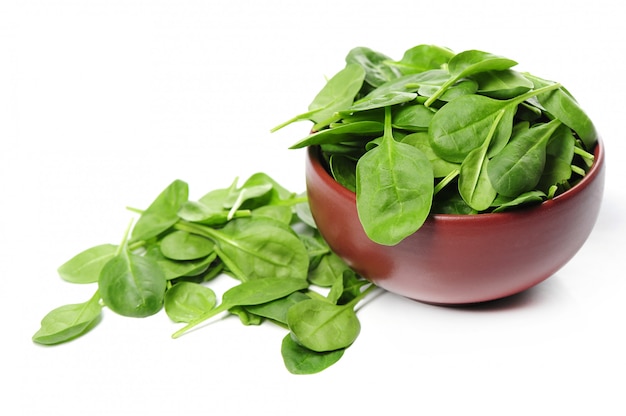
[305, 140, 605, 304]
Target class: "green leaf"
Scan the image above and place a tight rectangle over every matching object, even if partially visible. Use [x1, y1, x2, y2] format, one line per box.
[385, 44, 454, 75]
[271, 63, 365, 131]
[345, 91, 417, 113]
[131, 180, 189, 242]
[289, 121, 383, 149]
[345, 46, 400, 89]
[425, 49, 517, 106]
[172, 277, 309, 338]
[281, 334, 345, 375]
[57, 244, 117, 284]
[246, 291, 310, 325]
[98, 249, 167, 317]
[356, 107, 433, 246]
[525, 73, 597, 149]
[32, 291, 102, 345]
[159, 230, 215, 261]
[472, 69, 533, 99]
[401, 132, 459, 178]
[164, 282, 217, 323]
[488, 119, 562, 197]
[457, 109, 505, 211]
[214, 218, 310, 281]
[429, 82, 561, 163]
[429, 94, 517, 163]
[287, 298, 361, 352]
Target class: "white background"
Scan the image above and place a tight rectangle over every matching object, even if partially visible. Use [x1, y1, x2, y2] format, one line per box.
[2, 1, 624, 415]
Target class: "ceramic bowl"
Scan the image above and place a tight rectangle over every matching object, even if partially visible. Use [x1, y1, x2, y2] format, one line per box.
[305, 140, 605, 304]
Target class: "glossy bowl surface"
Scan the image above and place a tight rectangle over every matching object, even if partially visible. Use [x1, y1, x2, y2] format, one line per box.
[305, 140, 605, 304]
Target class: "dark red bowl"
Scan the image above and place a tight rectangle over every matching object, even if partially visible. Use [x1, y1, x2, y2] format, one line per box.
[305, 140, 605, 304]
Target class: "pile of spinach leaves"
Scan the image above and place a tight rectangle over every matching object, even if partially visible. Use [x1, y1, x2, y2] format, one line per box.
[273, 44, 597, 246]
[33, 174, 379, 375]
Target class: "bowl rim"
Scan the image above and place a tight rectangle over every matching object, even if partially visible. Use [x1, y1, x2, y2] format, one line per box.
[307, 137, 604, 222]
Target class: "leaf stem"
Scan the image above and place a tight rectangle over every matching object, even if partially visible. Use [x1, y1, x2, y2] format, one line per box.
[346, 283, 379, 310]
[115, 219, 135, 256]
[171, 303, 230, 339]
[434, 169, 460, 195]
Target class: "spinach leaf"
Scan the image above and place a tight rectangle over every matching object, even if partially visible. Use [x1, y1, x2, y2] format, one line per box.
[246, 291, 310, 325]
[281, 334, 345, 375]
[32, 290, 102, 345]
[172, 277, 309, 338]
[457, 109, 505, 211]
[289, 121, 383, 149]
[345, 46, 400, 89]
[356, 107, 433, 245]
[401, 132, 459, 178]
[164, 282, 217, 323]
[99, 247, 166, 318]
[488, 119, 562, 197]
[159, 230, 215, 261]
[177, 217, 309, 281]
[287, 298, 361, 352]
[429, 82, 561, 163]
[385, 44, 454, 74]
[287, 283, 376, 352]
[537, 124, 576, 192]
[131, 180, 189, 243]
[524, 73, 597, 149]
[57, 244, 117, 284]
[472, 69, 533, 99]
[425, 49, 518, 106]
[271, 63, 365, 131]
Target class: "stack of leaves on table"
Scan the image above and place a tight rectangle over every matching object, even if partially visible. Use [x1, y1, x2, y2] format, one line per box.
[272, 44, 597, 246]
[33, 174, 378, 375]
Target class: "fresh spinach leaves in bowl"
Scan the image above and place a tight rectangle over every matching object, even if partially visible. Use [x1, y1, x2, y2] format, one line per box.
[272, 44, 598, 246]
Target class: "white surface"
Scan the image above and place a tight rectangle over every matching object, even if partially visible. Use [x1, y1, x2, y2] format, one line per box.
[2, 1, 624, 415]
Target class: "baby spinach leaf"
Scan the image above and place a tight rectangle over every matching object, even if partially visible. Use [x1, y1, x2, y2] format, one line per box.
[392, 103, 434, 131]
[401, 132, 459, 178]
[287, 298, 360, 352]
[57, 244, 117, 284]
[458, 109, 505, 211]
[356, 107, 433, 246]
[131, 180, 189, 243]
[252, 204, 293, 224]
[281, 334, 345, 375]
[525, 73, 597, 149]
[99, 248, 167, 318]
[159, 230, 215, 261]
[289, 121, 383, 149]
[425, 49, 517, 106]
[151, 249, 216, 281]
[172, 277, 308, 338]
[307, 251, 352, 288]
[246, 291, 310, 325]
[271, 63, 365, 132]
[385, 44, 454, 74]
[329, 154, 357, 192]
[327, 269, 370, 305]
[345, 46, 400, 89]
[492, 190, 547, 213]
[164, 282, 217, 323]
[345, 91, 417, 113]
[537, 124, 576, 192]
[488, 119, 562, 197]
[429, 82, 561, 163]
[32, 290, 102, 345]
[178, 217, 309, 281]
[472, 69, 533, 99]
